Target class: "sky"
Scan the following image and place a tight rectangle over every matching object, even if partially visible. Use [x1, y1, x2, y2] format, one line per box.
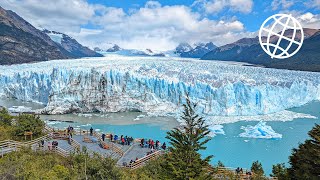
[1, 0, 320, 50]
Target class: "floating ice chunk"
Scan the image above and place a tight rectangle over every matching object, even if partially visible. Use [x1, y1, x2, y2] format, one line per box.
[208, 125, 225, 137]
[95, 129, 101, 132]
[46, 121, 61, 125]
[8, 106, 33, 113]
[134, 114, 146, 121]
[80, 124, 92, 127]
[239, 121, 282, 139]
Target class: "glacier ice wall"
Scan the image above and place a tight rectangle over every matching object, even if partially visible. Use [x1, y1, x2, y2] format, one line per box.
[0, 56, 319, 116]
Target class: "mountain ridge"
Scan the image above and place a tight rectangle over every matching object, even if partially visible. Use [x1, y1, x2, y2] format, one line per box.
[0, 6, 102, 65]
[201, 28, 320, 72]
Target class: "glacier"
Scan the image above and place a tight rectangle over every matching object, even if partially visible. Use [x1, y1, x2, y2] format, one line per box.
[0, 55, 319, 120]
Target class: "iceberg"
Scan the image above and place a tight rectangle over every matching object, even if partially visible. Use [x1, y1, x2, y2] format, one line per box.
[208, 125, 225, 137]
[239, 121, 282, 139]
[0, 56, 319, 120]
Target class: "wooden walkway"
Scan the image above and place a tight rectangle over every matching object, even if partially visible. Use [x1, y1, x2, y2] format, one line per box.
[0, 125, 163, 170]
[0, 125, 278, 179]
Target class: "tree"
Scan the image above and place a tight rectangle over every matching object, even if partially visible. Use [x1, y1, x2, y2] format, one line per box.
[251, 160, 265, 178]
[217, 161, 225, 167]
[14, 114, 44, 137]
[164, 96, 213, 179]
[0, 108, 13, 126]
[288, 124, 320, 180]
[270, 163, 289, 180]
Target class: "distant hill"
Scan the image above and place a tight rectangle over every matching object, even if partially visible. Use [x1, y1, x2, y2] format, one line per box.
[201, 28, 320, 72]
[43, 30, 102, 58]
[175, 42, 217, 58]
[0, 6, 102, 65]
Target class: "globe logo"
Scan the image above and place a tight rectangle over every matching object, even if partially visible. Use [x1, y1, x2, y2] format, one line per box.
[259, 14, 304, 59]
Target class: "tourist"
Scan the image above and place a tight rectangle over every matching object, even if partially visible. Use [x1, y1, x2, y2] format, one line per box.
[161, 142, 166, 150]
[114, 134, 118, 142]
[90, 127, 93, 136]
[40, 139, 44, 147]
[157, 141, 161, 150]
[121, 137, 125, 145]
[144, 139, 148, 148]
[236, 167, 240, 174]
[124, 136, 128, 145]
[140, 138, 144, 147]
[69, 131, 73, 138]
[240, 168, 243, 174]
[48, 141, 52, 150]
[102, 133, 106, 141]
[151, 140, 155, 149]
[110, 134, 113, 141]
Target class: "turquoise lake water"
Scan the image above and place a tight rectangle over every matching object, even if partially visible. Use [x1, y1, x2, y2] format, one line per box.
[1, 98, 319, 175]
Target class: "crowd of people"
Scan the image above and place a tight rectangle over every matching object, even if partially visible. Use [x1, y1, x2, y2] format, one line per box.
[140, 138, 166, 150]
[100, 133, 134, 146]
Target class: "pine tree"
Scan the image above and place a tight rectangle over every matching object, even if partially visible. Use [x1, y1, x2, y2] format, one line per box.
[251, 160, 265, 179]
[288, 124, 320, 179]
[270, 163, 289, 180]
[164, 96, 213, 179]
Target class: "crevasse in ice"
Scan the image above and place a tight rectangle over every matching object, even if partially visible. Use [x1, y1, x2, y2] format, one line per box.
[0, 56, 319, 117]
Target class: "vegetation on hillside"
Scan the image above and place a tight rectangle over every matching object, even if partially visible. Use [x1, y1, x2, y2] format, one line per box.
[0, 108, 44, 141]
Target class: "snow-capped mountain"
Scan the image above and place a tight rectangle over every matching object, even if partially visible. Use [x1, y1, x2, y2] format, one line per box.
[43, 30, 103, 58]
[106, 44, 122, 52]
[174, 42, 217, 58]
[100, 48, 166, 57]
[0, 6, 69, 65]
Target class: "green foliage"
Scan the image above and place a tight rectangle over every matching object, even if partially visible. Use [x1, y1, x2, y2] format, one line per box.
[0, 108, 45, 140]
[217, 161, 225, 167]
[0, 148, 124, 180]
[270, 163, 289, 180]
[251, 160, 265, 178]
[163, 96, 213, 179]
[14, 114, 44, 137]
[0, 108, 13, 126]
[288, 123, 320, 180]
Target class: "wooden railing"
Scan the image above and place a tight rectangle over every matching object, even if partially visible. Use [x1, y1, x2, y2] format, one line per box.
[53, 146, 70, 158]
[69, 137, 81, 152]
[0, 134, 52, 157]
[126, 150, 162, 169]
[23, 134, 52, 147]
[93, 132, 124, 157]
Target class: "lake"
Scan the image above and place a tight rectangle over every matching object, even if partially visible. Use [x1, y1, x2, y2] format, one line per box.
[1, 98, 318, 174]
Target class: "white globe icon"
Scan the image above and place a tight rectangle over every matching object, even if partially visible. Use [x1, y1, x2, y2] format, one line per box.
[259, 14, 304, 59]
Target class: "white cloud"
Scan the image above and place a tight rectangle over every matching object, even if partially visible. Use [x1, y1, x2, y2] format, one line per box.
[193, 0, 253, 14]
[297, 12, 320, 28]
[73, 2, 250, 50]
[305, 0, 320, 9]
[0, 0, 96, 32]
[0, 0, 253, 50]
[271, 0, 295, 11]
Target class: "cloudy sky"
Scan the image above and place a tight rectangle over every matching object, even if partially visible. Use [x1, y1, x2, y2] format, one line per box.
[1, 0, 319, 50]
